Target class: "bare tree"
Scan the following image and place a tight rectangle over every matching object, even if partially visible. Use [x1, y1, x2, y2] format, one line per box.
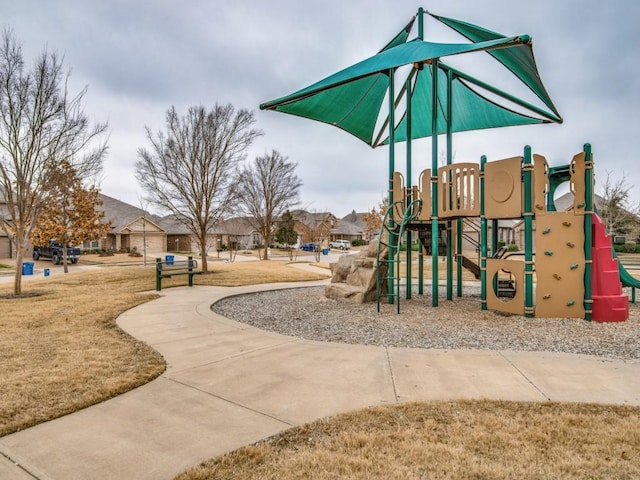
[236, 150, 301, 260]
[0, 30, 107, 294]
[598, 171, 640, 238]
[136, 104, 262, 271]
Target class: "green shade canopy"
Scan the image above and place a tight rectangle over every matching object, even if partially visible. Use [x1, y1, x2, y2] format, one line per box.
[430, 13, 561, 120]
[260, 12, 562, 148]
[383, 66, 546, 145]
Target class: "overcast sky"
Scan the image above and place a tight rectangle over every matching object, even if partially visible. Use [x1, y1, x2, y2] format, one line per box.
[3, 0, 639, 218]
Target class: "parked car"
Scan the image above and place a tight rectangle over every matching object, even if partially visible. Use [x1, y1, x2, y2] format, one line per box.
[300, 243, 318, 252]
[329, 239, 351, 250]
[33, 241, 80, 265]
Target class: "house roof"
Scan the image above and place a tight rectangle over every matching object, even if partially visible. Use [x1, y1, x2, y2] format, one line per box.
[341, 210, 370, 230]
[217, 217, 258, 236]
[332, 218, 364, 235]
[553, 192, 606, 212]
[98, 194, 165, 233]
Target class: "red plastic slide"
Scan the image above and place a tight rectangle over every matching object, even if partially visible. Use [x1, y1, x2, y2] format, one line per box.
[590, 214, 629, 322]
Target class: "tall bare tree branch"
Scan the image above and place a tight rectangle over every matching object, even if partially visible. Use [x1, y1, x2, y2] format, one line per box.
[136, 104, 262, 271]
[0, 29, 108, 294]
[235, 150, 302, 260]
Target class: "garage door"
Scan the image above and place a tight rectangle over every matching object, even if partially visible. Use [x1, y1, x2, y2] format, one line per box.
[130, 234, 165, 254]
[0, 237, 10, 258]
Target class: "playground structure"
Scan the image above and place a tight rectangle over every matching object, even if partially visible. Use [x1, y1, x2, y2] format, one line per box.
[261, 9, 639, 322]
[379, 143, 637, 321]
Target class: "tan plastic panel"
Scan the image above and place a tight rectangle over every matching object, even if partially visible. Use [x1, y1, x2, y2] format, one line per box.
[418, 169, 432, 221]
[486, 258, 525, 315]
[570, 152, 586, 215]
[533, 154, 549, 216]
[392, 171, 405, 221]
[484, 157, 523, 219]
[438, 163, 480, 218]
[534, 212, 585, 318]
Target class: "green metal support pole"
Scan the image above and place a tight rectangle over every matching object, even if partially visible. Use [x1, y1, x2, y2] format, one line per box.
[431, 58, 439, 307]
[456, 218, 463, 297]
[417, 7, 425, 297]
[523, 146, 534, 318]
[406, 76, 413, 299]
[387, 68, 396, 304]
[418, 245, 424, 295]
[480, 156, 487, 310]
[155, 257, 162, 291]
[584, 143, 593, 321]
[445, 69, 453, 301]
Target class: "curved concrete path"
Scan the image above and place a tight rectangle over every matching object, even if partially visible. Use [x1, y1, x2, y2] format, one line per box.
[1, 281, 639, 480]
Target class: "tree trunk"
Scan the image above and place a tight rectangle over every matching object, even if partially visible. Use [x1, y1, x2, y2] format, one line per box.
[263, 230, 270, 260]
[14, 250, 24, 295]
[63, 242, 69, 274]
[199, 231, 209, 271]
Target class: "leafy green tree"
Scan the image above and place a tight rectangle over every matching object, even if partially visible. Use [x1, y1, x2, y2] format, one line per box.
[275, 210, 298, 260]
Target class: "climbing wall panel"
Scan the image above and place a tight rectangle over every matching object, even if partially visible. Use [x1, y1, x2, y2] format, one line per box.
[569, 152, 587, 215]
[535, 211, 585, 318]
[533, 154, 549, 216]
[484, 157, 523, 219]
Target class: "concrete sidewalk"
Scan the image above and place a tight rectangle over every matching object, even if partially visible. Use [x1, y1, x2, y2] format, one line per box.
[1, 281, 639, 480]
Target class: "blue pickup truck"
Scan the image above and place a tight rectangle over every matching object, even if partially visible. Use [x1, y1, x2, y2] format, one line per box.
[33, 241, 80, 265]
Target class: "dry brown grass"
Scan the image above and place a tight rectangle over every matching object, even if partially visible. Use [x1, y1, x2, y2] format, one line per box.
[0, 260, 328, 437]
[176, 400, 640, 480]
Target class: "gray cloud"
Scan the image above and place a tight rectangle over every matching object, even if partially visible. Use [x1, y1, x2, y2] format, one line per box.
[2, 0, 639, 217]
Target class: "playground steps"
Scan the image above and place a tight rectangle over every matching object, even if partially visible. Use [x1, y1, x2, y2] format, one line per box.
[417, 228, 447, 256]
[459, 254, 481, 279]
[591, 215, 629, 322]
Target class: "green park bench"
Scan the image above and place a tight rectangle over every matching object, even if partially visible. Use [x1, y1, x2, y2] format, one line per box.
[155, 256, 202, 291]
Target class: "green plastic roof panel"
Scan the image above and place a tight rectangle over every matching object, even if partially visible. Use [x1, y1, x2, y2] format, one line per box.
[384, 67, 545, 145]
[260, 11, 562, 148]
[261, 35, 531, 145]
[430, 13, 562, 120]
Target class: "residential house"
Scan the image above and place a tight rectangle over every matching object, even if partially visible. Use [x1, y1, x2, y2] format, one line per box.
[337, 211, 369, 243]
[215, 217, 263, 251]
[94, 194, 167, 254]
[292, 210, 337, 246]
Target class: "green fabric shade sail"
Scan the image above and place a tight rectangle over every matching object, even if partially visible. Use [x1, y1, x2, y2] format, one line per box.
[259, 12, 562, 148]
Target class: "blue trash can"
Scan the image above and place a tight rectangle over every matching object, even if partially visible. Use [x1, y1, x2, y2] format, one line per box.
[322, 248, 329, 255]
[22, 261, 34, 276]
[44, 268, 50, 277]
[165, 255, 175, 265]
